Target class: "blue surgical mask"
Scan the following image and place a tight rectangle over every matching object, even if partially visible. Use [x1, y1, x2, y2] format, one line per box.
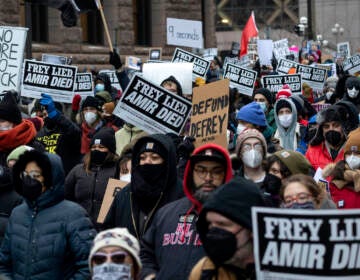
[257, 101, 267, 112]
[95, 83, 105, 92]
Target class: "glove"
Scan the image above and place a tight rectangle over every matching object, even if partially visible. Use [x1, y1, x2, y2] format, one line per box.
[40, 93, 59, 119]
[109, 50, 122, 70]
[177, 136, 195, 158]
[72, 94, 82, 111]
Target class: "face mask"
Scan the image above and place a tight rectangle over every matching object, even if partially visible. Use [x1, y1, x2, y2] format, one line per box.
[237, 123, 246, 135]
[202, 227, 238, 266]
[257, 101, 267, 112]
[325, 130, 342, 147]
[283, 201, 315, 209]
[95, 83, 105, 92]
[0, 125, 12, 131]
[263, 173, 282, 195]
[91, 150, 108, 165]
[242, 149, 263, 168]
[346, 154, 360, 170]
[84, 112, 98, 126]
[120, 173, 131, 183]
[347, 87, 359, 99]
[136, 163, 164, 184]
[21, 175, 43, 201]
[92, 263, 132, 280]
[278, 114, 293, 128]
[326, 91, 334, 100]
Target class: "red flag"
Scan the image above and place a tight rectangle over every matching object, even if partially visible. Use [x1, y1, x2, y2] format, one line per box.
[240, 11, 258, 57]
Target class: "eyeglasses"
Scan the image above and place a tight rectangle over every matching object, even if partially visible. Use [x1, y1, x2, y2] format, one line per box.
[282, 192, 313, 207]
[193, 166, 225, 180]
[91, 251, 129, 265]
[21, 170, 42, 180]
[241, 143, 263, 152]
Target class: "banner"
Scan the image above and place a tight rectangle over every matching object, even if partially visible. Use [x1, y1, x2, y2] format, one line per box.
[343, 54, 360, 75]
[262, 74, 302, 95]
[252, 207, 360, 279]
[113, 75, 192, 135]
[98, 69, 122, 91]
[167, 18, 204, 49]
[223, 63, 257, 96]
[296, 64, 327, 91]
[172, 48, 210, 80]
[0, 26, 28, 92]
[273, 39, 290, 60]
[190, 79, 230, 148]
[74, 72, 93, 98]
[223, 56, 251, 69]
[276, 58, 299, 74]
[21, 60, 77, 103]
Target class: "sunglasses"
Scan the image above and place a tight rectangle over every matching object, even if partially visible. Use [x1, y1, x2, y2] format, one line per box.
[91, 251, 129, 265]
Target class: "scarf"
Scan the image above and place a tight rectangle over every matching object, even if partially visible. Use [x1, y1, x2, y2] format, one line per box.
[0, 119, 36, 152]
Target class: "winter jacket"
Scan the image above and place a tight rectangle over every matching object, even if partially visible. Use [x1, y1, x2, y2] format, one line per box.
[140, 143, 233, 280]
[0, 153, 96, 280]
[306, 142, 344, 171]
[115, 124, 144, 156]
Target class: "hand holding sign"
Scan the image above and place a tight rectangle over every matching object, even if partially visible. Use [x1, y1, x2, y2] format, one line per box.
[109, 50, 123, 70]
[40, 93, 59, 119]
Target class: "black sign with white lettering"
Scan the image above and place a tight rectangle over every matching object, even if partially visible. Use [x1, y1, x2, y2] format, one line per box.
[223, 63, 257, 96]
[74, 72, 93, 97]
[113, 75, 192, 135]
[296, 64, 327, 91]
[343, 54, 360, 75]
[262, 74, 302, 95]
[276, 58, 299, 74]
[172, 48, 210, 79]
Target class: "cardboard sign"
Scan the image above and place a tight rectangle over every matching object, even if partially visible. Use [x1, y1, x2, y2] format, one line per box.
[296, 64, 327, 91]
[21, 59, 77, 103]
[190, 79, 230, 148]
[252, 207, 360, 279]
[42, 53, 70, 65]
[98, 69, 122, 91]
[257, 39, 273, 65]
[0, 26, 28, 92]
[172, 48, 210, 80]
[167, 17, 204, 49]
[273, 39, 290, 60]
[262, 74, 302, 95]
[113, 75, 192, 135]
[97, 178, 128, 223]
[276, 58, 299, 74]
[337, 42, 351, 59]
[343, 54, 360, 75]
[223, 63, 257, 96]
[149, 48, 162, 60]
[74, 72, 93, 98]
[223, 56, 251, 69]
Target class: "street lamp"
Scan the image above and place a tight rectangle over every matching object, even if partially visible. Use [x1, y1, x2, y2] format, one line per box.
[316, 34, 328, 47]
[331, 23, 344, 45]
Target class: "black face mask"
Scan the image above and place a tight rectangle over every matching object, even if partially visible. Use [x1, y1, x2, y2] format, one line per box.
[325, 130, 342, 147]
[136, 163, 164, 185]
[21, 175, 43, 201]
[91, 150, 108, 166]
[263, 173, 282, 195]
[202, 227, 237, 267]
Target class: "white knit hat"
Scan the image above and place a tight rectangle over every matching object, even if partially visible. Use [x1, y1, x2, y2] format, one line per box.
[88, 228, 142, 271]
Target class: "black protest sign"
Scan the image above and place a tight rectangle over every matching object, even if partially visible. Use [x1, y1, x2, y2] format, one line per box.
[172, 48, 210, 79]
[343, 54, 360, 75]
[262, 74, 302, 95]
[98, 70, 122, 91]
[252, 207, 360, 279]
[276, 58, 299, 74]
[223, 63, 257, 96]
[296, 64, 327, 91]
[74, 73, 93, 97]
[113, 75, 192, 135]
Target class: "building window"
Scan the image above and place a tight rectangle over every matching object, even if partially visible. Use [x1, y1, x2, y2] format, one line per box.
[80, 10, 103, 44]
[31, 4, 48, 42]
[134, 0, 151, 46]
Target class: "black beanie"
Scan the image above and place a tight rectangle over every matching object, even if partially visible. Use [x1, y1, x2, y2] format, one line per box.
[275, 99, 292, 115]
[90, 127, 116, 154]
[253, 88, 273, 105]
[0, 92, 22, 124]
[136, 137, 168, 162]
[81, 96, 101, 111]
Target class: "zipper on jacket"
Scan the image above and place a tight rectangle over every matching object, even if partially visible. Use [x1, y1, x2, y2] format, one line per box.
[26, 205, 38, 279]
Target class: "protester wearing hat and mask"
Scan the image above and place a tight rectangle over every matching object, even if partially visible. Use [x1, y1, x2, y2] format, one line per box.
[342, 76, 360, 111]
[0, 149, 96, 279]
[89, 228, 142, 280]
[104, 134, 183, 238]
[140, 143, 233, 280]
[65, 127, 119, 229]
[189, 177, 266, 280]
[253, 88, 276, 137]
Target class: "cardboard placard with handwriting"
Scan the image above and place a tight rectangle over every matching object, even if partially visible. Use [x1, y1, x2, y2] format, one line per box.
[97, 178, 128, 223]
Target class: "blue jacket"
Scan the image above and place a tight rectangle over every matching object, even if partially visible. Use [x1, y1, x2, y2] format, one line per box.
[0, 153, 96, 280]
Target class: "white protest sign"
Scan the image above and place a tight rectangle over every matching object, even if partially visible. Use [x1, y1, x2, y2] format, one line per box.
[0, 26, 28, 92]
[273, 38, 290, 60]
[203, 48, 218, 61]
[262, 74, 302, 95]
[257, 39, 273, 66]
[223, 63, 257, 96]
[223, 56, 251, 69]
[142, 62, 193, 95]
[125, 56, 141, 71]
[98, 69, 122, 91]
[74, 72, 93, 98]
[343, 54, 360, 75]
[21, 60, 77, 103]
[276, 58, 299, 74]
[113, 75, 192, 135]
[167, 18, 204, 49]
[42, 54, 70, 65]
[337, 42, 351, 59]
[252, 207, 360, 280]
[171, 48, 210, 81]
[296, 64, 327, 91]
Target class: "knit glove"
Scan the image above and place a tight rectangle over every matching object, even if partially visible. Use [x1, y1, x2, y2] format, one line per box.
[72, 94, 82, 111]
[40, 93, 59, 119]
[109, 50, 122, 70]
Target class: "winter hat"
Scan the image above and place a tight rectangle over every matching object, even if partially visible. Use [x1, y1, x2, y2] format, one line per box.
[273, 150, 312, 175]
[136, 137, 168, 162]
[236, 102, 267, 128]
[102, 102, 115, 116]
[236, 128, 267, 158]
[276, 84, 292, 100]
[161, 75, 183, 96]
[275, 98, 293, 115]
[7, 145, 34, 165]
[95, 90, 113, 104]
[28, 117, 44, 132]
[325, 76, 338, 89]
[345, 76, 360, 90]
[81, 96, 101, 111]
[190, 147, 227, 166]
[253, 88, 274, 105]
[88, 228, 142, 271]
[0, 92, 22, 125]
[90, 127, 116, 154]
[344, 127, 360, 155]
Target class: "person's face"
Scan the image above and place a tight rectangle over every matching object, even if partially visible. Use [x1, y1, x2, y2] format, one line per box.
[162, 81, 178, 94]
[139, 152, 164, 165]
[269, 161, 282, 179]
[24, 161, 46, 192]
[253, 94, 269, 108]
[0, 119, 14, 131]
[283, 182, 315, 208]
[193, 161, 225, 191]
[91, 144, 109, 153]
[278, 107, 291, 116]
[322, 121, 342, 136]
[83, 107, 98, 114]
[240, 137, 263, 155]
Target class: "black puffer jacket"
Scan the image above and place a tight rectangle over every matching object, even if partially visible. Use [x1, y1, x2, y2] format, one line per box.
[0, 153, 96, 280]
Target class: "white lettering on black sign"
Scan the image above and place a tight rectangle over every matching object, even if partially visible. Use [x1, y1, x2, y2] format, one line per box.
[276, 58, 299, 74]
[172, 48, 210, 78]
[262, 74, 302, 95]
[223, 63, 257, 96]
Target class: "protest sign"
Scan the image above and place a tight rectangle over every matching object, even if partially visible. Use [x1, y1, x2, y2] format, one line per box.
[74, 72, 93, 98]
[257, 40, 273, 65]
[97, 178, 128, 223]
[42, 53, 70, 65]
[276, 58, 299, 74]
[190, 79, 230, 148]
[125, 56, 142, 71]
[98, 69, 122, 91]
[252, 207, 360, 279]
[296, 64, 327, 91]
[262, 74, 302, 95]
[273, 38, 290, 60]
[172, 48, 210, 81]
[203, 48, 218, 61]
[223, 63, 257, 96]
[21, 59, 77, 103]
[0, 26, 28, 92]
[312, 103, 331, 113]
[167, 18, 204, 49]
[149, 48, 162, 60]
[223, 56, 251, 69]
[337, 42, 351, 59]
[343, 54, 360, 75]
[142, 62, 193, 95]
[113, 75, 192, 135]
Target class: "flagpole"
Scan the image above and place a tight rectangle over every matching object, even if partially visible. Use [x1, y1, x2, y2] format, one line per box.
[94, 0, 114, 51]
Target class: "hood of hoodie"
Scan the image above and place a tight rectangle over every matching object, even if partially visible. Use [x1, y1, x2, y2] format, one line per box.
[183, 143, 233, 212]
